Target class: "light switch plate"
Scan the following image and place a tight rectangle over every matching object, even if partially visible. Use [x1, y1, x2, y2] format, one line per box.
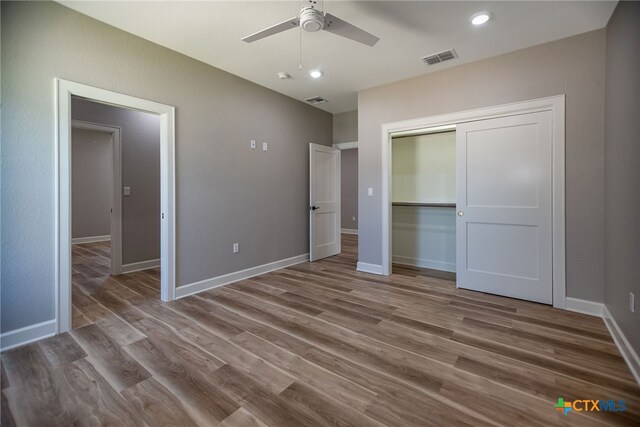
[631, 292, 635, 313]
[250, 140, 256, 149]
[262, 142, 268, 151]
[367, 188, 373, 197]
[123, 187, 131, 196]
[233, 243, 239, 253]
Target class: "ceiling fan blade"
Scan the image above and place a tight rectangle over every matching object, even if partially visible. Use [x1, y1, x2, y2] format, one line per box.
[242, 17, 300, 43]
[323, 13, 380, 47]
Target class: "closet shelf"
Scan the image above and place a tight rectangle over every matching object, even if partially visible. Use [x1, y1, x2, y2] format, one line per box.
[392, 202, 456, 208]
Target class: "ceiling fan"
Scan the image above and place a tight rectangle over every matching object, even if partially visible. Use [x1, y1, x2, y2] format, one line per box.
[242, 0, 380, 47]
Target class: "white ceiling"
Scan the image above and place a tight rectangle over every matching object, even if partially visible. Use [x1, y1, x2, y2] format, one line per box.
[59, 1, 616, 114]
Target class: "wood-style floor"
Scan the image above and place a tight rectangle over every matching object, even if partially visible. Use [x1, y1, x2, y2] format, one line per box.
[2, 236, 638, 426]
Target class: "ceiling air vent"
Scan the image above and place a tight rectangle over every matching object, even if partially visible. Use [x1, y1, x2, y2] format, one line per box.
[421, 48, 458, 66]
[305, 96, 328, 105]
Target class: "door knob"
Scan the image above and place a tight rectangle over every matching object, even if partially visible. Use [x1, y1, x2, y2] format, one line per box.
[311, 206, 320, 211]
[457, 211, 464, 217]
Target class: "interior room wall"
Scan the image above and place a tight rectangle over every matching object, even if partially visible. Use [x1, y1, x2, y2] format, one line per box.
[603, 1, 640, 353]
[72, 98, 161, 265]
[392, 132, 456, 271]
[71, 128, 113, 240]
[1, 1, 332, 333]
[358, 29, 606, 303]
[340, 149, 358, 231]
[333, 110, 358, 144]
[334, 110, 359, 231]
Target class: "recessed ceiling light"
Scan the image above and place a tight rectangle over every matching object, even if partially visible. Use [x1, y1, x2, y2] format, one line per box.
[470, 12, 491, 26]
[309, 69, 323, 79]
[277, 72, 291, 79]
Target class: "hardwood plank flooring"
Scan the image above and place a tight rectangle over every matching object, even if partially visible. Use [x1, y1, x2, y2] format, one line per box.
[1, 237, 638, 426]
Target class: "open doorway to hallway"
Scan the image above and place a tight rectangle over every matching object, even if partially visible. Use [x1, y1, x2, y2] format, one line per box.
[71, 96, 162, 329]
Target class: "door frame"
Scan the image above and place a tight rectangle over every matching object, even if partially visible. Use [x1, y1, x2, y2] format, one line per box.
[55, 78, 177, 334]
[380, 95, 566, 309]
[71, 120, 123, 276]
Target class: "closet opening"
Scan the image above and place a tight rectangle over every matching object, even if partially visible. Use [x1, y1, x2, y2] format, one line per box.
[391, 125, 456, 280]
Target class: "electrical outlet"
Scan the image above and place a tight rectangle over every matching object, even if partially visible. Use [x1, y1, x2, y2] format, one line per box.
[123, 186, 131, 196]
[262, 142, 268, 151]
[233, 243, 239, 253]
[631, 292, 635, 313]
[250, 140, 256, 149]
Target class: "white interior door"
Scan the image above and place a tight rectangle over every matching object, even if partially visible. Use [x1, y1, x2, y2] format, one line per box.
[456, 111, 553, 304]
[310, 143, 341, 261]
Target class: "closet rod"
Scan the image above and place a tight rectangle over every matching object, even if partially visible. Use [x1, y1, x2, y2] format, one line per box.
[392, 202, 456, 208]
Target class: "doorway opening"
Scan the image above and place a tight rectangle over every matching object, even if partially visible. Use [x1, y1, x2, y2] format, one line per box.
[391, 127, 456, 281]
[56, 79, 176, 334]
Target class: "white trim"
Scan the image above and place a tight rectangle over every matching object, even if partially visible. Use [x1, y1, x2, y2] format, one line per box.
[72, 235, 111, 245]
[121, 259, 161, 274]
[380, 95, 566, 309]
[392, 256, 456, 273]
[356, 262, 384, 275]
[175, 254, 309, 299]
[333, 141, 358, 150]
[0, 320, 57, 352]
[341, 228, 358, 235]
[603, 306, 640, 385]
[564, 297, 604, 317]
[71, 119, 123, 275]
[56, 78, 176, 336]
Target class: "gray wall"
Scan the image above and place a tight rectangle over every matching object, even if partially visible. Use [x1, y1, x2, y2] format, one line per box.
[340, 149, 358, 231]
[604, 2, 640, 353]
[1, 1, 332, 333]
[358, 29, 606, 302]
[333, 110, 358, 144]
[335, 110, 359, 231]
[72, 128, 113, 239]
[72, 98, 161, 264]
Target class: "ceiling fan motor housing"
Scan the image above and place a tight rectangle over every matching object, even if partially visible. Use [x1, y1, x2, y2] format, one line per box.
[300, 7, 325, 32]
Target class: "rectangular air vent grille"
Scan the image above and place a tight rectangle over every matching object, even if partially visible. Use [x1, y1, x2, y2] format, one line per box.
[421, 48, 458, 66]
[305, 96, 328, 105]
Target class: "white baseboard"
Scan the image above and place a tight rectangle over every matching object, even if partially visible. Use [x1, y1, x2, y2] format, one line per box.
[0, 320, 57, 352]
[341, 228, 358, 235]
[564, 297, 604, 317]
[602, 306, 640, 385]
[356, 262, 384, 275]
[392, 255, 456, 273]
[72, 235, 110, 245]
[175, 253, 309, 299]
[121, 258, 160, 274]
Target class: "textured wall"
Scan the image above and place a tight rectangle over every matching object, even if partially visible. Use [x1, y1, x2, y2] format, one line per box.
[604, 1, 640, 353]
[0, 1, 332, 332]
[358, 29, 606, 302]
[71, 128, 113, 239]
[340, 149, 358, 231]
[72, 98, 161, 264]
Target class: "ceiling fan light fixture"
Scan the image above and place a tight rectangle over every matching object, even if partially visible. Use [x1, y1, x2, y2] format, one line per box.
[470, 12, 491, 26]
[309, 69, 323, 79]
[300, 7, 325, 32]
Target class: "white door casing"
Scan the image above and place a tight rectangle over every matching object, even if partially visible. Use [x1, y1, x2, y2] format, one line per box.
[456, 111, 553, 304]
[56, 78, 176, 334]
[310, 143, 341, 261]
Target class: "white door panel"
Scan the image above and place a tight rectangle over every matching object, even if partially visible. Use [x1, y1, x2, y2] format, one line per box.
[310, 144, 341, 261]
[457, 112, 553, 304]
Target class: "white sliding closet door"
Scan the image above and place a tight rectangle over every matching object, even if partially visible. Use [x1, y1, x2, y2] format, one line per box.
[456, 111, 553, 304]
